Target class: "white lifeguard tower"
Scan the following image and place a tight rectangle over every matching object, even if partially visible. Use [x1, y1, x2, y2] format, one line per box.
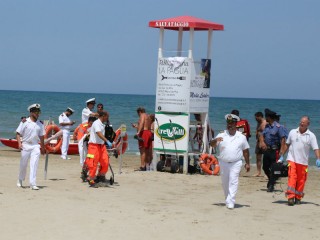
[149, 16, 224, 174]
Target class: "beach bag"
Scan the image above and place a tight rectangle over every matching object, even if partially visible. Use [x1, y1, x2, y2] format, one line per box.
[270, 162, 288, 178]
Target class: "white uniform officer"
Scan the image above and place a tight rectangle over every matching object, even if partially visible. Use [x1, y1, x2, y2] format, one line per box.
[59, 107, 75, 160]
[210, 114, 250, 209]
[82, 98, 98, 123]
[16, 103, 45, 190]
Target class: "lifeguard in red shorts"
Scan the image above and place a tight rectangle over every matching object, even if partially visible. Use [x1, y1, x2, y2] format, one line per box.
[85, 111, 111, 188]
[132, 107, 152, 171]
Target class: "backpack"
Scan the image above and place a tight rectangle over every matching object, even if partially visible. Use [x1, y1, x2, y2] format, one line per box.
[105, 124, 116, 142]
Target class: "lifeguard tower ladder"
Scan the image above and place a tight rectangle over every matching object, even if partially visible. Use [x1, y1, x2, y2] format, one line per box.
[149, 16, 224, 174]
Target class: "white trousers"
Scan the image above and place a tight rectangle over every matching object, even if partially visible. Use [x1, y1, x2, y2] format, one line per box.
[18, 144, 40, 186]
[220, 160, 242, 207]
[78, 135, 88, 166]
[61, 129, 70, 159]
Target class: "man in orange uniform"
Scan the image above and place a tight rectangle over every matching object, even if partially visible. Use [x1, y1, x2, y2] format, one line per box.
[85, 111, 111, 188]
[75, 116, 97, 181]
[279, 116, 320, 205]
[231, 109, 251, 141]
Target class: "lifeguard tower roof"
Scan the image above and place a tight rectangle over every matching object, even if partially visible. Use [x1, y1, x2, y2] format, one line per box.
[149, 15, 224, 31]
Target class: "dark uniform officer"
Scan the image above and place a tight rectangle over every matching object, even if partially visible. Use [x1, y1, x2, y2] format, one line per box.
[259, 108, 288, 192]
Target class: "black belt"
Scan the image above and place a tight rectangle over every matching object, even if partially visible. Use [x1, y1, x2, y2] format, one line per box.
[266, 145, 279, 150]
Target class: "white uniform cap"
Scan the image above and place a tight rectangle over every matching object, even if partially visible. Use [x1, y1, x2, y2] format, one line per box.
[86, 98, 96, 104]
[67, 107, 75, 113]
[225, 114, 240, 122]
[28, 103, 41, 112]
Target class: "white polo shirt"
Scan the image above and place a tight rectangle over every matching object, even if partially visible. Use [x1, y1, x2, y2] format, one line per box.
[286, 128, 319, 165]
[16, 117, 45, 146]
[59, 112, 72, 131]
[82, 107, 92, 123]
[215, 130, 249, 163]
[88, 118, 105, 144]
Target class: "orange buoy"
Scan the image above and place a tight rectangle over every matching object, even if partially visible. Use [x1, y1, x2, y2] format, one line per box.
[44, 125, 62, 153]
[73, 124, 80, 141]
[199, 153, 220, 175]
[112, 129, 128, 155]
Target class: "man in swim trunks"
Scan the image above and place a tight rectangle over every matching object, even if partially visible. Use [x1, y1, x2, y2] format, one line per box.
[133, 107, 152, 171]
[254, 111, 267, 177]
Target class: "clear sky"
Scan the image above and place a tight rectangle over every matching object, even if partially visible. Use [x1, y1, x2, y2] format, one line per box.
[0, 0, 319, 100]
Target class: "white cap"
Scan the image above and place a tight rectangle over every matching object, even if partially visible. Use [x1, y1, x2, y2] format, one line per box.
[224, 114, 240, 122]
[28, 103, 41, 112]
[86, 98, 96, 104]
[67, 107, 75, 113]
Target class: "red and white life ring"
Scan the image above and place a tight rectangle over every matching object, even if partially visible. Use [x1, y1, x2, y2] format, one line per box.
[112, 129, 128, 155]
[44, 125, 62, 153]
[199, 153, 220, 175]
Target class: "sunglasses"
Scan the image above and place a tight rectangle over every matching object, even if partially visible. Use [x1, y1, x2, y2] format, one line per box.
[32, 110, 41, 114]
[226, 119, 236, 123]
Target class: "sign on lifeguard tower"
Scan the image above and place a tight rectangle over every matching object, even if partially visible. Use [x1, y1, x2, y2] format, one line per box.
[149, 16, 223, 173]
[156, 57, 191, 113]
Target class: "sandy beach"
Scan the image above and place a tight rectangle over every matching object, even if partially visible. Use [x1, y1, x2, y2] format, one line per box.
[1, 146, 320, 240]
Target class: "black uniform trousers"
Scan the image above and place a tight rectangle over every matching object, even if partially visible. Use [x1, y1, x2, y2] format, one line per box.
[262, 149, 278, 187]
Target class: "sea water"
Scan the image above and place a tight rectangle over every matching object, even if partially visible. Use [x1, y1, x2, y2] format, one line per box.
[1, 90, 320, 165]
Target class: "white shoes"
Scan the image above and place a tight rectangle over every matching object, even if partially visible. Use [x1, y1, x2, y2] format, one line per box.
[226, 204, 234, 210]
[30, 185, 40, 190]
[17, 180, 40, 190]
[61, 156, 71, 160]
[17, 180, 22, 188]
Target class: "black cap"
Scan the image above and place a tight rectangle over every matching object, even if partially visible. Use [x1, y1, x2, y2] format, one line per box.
[265, 108, 277, 118]
[231, 109, 239, 116]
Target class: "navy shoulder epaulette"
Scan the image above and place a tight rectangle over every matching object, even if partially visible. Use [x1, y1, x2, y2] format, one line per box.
[39, 120, 43, 124]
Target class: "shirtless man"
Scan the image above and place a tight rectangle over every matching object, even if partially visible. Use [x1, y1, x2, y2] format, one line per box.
[254, 111, 267, 177]
[132, 107, 152, 171]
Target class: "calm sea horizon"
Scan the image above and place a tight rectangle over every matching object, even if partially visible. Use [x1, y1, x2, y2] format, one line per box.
[1, 89, 320, 166]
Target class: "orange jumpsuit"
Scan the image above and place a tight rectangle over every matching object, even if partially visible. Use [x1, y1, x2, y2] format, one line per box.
[286, 161, 307, 200]
[86, 143, 109, 179]
[75, 122, 89, 141]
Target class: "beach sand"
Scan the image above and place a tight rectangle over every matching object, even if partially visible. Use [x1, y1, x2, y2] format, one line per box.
[1, 147, 320, 240]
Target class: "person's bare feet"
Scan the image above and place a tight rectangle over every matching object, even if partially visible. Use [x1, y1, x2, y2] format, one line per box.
[253, 173, 262, 177]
